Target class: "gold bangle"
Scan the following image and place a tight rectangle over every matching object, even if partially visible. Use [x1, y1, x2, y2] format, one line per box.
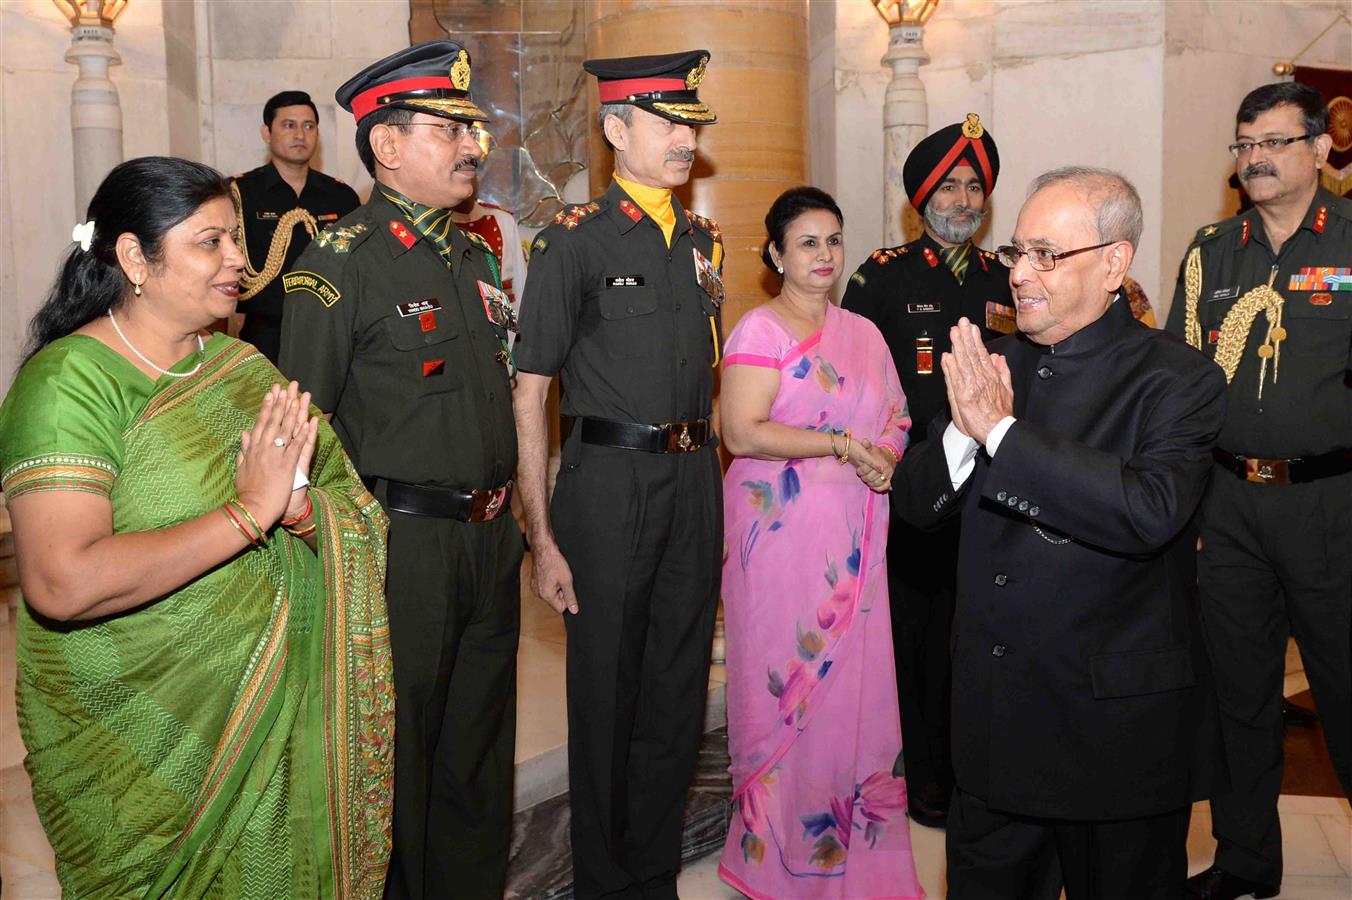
[880, 444, 901, 465]
[828, 430, 841, 459]
[221, 504, 256, 546]
[838, 429, 852, 465]
[285, 521, 317, 539]
[233, 499, 269, 547]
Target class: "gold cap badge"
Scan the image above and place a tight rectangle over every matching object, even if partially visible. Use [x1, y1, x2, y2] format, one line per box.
[962, 113, 984, 140]
[450, 50, 472, 91]
[685, 55, 709, 90]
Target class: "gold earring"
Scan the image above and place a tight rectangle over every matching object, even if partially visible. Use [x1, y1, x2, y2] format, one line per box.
[132, 277, 143, 297]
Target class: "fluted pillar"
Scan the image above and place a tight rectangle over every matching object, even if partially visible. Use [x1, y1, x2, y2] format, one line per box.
[881, 22, 929, 247]
[586, 0, 809, 336]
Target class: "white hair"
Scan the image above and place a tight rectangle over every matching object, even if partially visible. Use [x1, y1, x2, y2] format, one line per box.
[1027, 166, 1143, 250]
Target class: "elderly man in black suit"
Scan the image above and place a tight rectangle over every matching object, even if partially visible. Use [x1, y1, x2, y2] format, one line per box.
[892, 167, 1228, 899]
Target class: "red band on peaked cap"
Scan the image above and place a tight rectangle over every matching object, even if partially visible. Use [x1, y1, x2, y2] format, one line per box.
[350, 76, 454, 122]
[598, 77, 688, 103]
[911, 138, 995, 212]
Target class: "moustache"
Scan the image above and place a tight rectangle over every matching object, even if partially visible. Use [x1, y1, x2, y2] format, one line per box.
[1242, 163, 1275, 179]
[454, 157, 480, 172]
[666, 150, 695, 162]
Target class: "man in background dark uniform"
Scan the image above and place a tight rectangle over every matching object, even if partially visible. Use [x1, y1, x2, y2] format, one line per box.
[1170, 82, 1352, 900]
[842, 115, 1009, 828]
[231, 90, 358, 363]
[512, 50, 723, 900]
[280, 42, 521, 900]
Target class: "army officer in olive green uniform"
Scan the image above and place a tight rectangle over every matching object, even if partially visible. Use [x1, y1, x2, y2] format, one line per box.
[280, 41, 521, 900]
[513, 50, 723, 900]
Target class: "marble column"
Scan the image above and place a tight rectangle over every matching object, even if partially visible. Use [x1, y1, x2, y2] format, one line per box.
[880, 23, 929, 248]
[586, 0, 809, 337]
[64, 20, 124, 217]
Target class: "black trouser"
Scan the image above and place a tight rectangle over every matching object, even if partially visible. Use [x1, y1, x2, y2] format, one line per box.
[1197, 467, 1352, 886]
[888, 516, 957, 803]
[947, 788, 1192, 900]
[381, 504, 523, 900]
[552, 439, 722, 900]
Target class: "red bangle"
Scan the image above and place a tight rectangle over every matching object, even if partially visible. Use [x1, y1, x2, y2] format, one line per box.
[880, 444, 901, 464]
[223, 502, 259, 545]
[280, 493, 312, 527]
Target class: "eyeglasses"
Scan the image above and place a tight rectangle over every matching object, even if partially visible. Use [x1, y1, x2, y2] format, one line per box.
[995, 241, 1115, 272]
[1227, 134, 1314, 158]
[407, 121, 496, 155]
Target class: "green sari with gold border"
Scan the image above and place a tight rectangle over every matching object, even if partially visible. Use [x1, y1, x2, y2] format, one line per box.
[0, 333, 393, 898]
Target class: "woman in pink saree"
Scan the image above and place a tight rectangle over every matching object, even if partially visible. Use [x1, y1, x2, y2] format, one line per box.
[718, 187, 924, 899]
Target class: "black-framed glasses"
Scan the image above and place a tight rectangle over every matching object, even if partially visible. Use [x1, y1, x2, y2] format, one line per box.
[995, 241, 1115, 272]
[407, 121, 496, 154]
[1228, 134, 1315, 158]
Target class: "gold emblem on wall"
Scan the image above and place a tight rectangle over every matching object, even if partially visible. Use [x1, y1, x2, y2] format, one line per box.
[686, 55, 709, 90]
[450, 50, 472, 91]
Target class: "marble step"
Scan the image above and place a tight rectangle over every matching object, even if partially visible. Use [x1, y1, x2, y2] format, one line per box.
[506, 727, 733, 900]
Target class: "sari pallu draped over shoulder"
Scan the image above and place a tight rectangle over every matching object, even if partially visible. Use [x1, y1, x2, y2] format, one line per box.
[718, 305, 923, 899]
[7, 337, 394, 899]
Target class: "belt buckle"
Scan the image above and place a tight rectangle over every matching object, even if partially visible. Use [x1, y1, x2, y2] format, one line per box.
[469, 484, 510, 521]
[664, 421, 696, 453]
[1244, 457, 1290, 485]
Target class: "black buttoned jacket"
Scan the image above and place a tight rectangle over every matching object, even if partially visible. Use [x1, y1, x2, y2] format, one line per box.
[892, 298, 1229, 820]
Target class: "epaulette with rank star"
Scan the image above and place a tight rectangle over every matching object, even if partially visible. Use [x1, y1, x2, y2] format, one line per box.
[869, 245, 908, 265]
[464, 229, 496, 258]
[1192, 214, 1246, 246]
[552, 201, 602, 230]
[313, 222, 370, 254]
[685, 209, 723, 244]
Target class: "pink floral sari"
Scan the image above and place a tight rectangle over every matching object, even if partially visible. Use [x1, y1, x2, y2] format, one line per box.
[718, 303, 923, 899]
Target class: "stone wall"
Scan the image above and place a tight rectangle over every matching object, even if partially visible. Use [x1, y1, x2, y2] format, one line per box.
[809, 0, 1351, 322]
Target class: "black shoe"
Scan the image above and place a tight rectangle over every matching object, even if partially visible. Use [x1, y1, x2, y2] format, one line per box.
[906, 792, 948, 829]
[1184, 866, 1279, 900]
[1282, 697, 1319, 727]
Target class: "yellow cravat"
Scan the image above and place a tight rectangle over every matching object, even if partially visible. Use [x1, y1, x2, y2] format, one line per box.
[614, 173, 676, 247]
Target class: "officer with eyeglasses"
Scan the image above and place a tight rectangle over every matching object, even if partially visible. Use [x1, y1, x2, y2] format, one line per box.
[280, 40, 522, 899]
[1167, 82, 1352, 900]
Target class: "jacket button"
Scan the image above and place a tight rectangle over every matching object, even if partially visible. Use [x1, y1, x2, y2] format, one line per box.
[1006, 496, 1018, 507]
[992, 644, 1007, 657]
[1018, 500, 1029, 512]
[1029, 506, 1040, 517]
[1037, 366, 1053, 379]
[627, 305, 635, 314]
[994, 573, 1008, 586]
[675, 303, 682, 311]
[996, 490, 1008, 502]
[680, 358, 688, 366]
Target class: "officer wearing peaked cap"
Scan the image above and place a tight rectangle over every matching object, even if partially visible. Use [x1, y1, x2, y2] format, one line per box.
[841, 114, 1011, 829]
[513, 49, 723, 899]
[279, 40, 522, 900]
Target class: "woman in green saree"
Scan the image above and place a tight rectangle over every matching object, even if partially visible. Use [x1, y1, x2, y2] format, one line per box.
[0, 156, 393, 898]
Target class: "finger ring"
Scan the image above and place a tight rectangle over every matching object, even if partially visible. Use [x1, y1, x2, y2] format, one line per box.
[273, 437, 286, 448]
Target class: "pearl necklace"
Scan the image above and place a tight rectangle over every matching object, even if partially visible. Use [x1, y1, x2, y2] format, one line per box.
[107, 310, 204, 378]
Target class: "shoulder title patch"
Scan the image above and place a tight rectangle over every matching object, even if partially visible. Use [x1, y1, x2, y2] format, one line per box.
[850, 271, 867, 287]
[531, 236, 549, 255]
[283, 270, 341, 307]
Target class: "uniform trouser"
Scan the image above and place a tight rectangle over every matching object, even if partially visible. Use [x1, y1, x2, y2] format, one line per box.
[382, 505, 524, 900]
[947, 788, 1191, 900]
[552, 441, 722, 900]
[888, 516, 958, 803]
[1197, 467, 1352, 886]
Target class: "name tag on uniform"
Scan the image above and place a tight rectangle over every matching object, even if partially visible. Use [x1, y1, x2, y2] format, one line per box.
[255, 210, 279, 220]
[1209, 286, 1239, 301]
[396, 298, 442, 317]
[907, 302, 941, 314]
[693, 248, 724, 306]
[606, 275, 645, 287]
[317, 212, 340, 222]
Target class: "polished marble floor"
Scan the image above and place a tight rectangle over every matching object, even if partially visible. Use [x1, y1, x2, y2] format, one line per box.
[2, 577, 1348, 899]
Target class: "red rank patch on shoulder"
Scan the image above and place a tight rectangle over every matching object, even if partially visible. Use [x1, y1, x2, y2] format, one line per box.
[422, 359, 445, 377]
[390, 220, 416, 249]
[922, 247, 939, 268]
[1313, 206, 1328, 234]
[619, 199, 643, 223]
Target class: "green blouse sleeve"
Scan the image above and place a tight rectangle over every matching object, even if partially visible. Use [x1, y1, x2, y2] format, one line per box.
[0, 339, 139, 500]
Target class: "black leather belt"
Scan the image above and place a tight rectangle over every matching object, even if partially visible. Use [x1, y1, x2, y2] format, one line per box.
[1213, 447, 1352, 485]
[580, 417, 711, 453]
[368, 477, 513, 521]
